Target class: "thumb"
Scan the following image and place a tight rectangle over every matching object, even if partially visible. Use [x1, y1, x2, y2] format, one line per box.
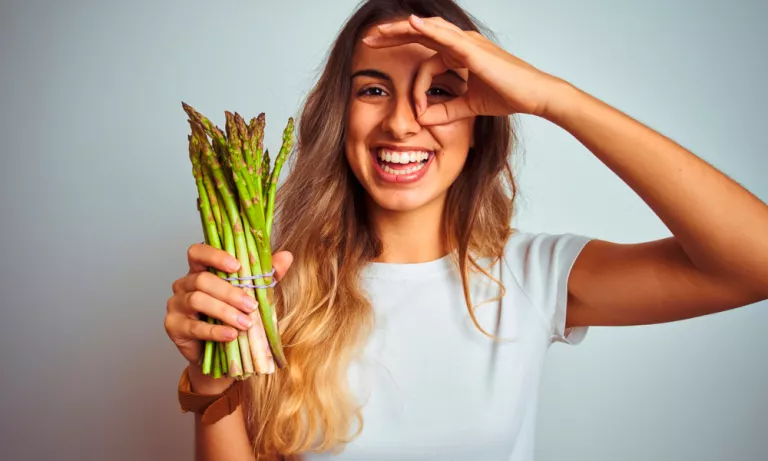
[272, 250, 294, 281]
[417, 96, 475, 126]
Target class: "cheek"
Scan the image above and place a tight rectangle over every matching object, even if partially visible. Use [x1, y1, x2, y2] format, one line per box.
[345, 103, 380, 164]
[426, 119, 474, 162]
[346, 103, 381, 143]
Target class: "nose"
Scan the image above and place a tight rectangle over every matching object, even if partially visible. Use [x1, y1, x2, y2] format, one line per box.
[381, 93, 420, 140]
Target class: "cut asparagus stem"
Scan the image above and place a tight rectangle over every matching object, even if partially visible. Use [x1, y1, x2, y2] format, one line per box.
[240, 209, 276, 374]
[220, 205, 245, 378]
[218, 341, 228, 375]
[213, 343, 222, 379]
[233, 216, 256, 377]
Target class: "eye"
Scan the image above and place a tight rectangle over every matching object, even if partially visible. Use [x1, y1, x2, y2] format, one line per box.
[426, 87, 454, 97]
[358, 86, 388, 97]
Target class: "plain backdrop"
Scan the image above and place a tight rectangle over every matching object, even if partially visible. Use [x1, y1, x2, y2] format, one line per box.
[1, 0, 766, 460]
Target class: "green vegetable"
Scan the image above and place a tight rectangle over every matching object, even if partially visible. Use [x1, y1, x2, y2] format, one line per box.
[182, 102, 294, 378]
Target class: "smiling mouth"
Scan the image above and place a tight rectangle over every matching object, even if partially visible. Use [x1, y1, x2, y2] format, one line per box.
[373, 147, 434, 176]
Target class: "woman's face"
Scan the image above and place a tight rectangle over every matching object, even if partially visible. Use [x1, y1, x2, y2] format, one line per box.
[345, 25, 475, 214]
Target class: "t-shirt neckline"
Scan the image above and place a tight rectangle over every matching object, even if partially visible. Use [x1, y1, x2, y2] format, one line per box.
[360, 252, 457, 280]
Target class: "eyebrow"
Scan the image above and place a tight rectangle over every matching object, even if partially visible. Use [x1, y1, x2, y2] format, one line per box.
[350, 68, 467, 84]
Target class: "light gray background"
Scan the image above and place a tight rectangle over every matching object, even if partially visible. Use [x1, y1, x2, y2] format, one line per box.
[1, 0, 765, 460]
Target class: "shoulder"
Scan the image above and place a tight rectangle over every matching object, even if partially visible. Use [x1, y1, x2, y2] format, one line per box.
[502, 230, 593, 275]
[501, 229, 593, 344]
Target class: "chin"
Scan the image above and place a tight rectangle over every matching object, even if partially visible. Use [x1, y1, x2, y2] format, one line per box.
[366, 190, 438, 213]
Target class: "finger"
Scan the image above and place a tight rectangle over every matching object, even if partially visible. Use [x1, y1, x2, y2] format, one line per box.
[185, 316, 239, 343]
[370, 16, 463, 46]
[412, 53, 452, 116]
[271, 250, 294, 282]
[408, 15, 469, 56]
[364, 17, 471, 70]
[363, 29, 443, 54]
[182, 290, 254, 331]
[178, 271, 258, 314]
[164, 313, 238, 360]
[187, 242, 241, 274]
[418, 95, 476, 126]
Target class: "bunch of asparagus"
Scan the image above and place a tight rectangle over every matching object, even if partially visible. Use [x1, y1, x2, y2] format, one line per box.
[182, 102, 294, 379]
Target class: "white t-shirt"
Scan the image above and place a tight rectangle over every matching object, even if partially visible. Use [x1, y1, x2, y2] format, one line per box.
[302, 231, 593, 461]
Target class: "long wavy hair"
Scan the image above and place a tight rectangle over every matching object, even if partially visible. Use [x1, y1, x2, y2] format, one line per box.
[245, 0, 518, 457]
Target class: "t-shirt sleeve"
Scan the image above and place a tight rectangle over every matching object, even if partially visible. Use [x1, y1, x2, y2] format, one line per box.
[504, 231, 593, 345]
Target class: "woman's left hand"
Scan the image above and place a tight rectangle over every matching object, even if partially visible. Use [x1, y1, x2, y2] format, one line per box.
[362, 14, 567, 125]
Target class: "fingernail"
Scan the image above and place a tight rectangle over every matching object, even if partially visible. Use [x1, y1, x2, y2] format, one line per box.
[411, 14, 424, 25]
[226, 329, 238, 340]
[228, 259, 241, 271]
[242, 295, 258, 312]
[378, 23, 393, 30]
[237, 313, 252, 329]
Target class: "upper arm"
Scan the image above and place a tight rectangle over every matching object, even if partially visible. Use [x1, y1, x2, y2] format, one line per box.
[566, 237, 766, 328]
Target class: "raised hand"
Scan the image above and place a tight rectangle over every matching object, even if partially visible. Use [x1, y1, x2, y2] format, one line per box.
[362, 14, 566, 124]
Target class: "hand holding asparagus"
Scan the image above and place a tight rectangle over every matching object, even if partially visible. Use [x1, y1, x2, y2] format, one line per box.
[165, 103, 295, 381]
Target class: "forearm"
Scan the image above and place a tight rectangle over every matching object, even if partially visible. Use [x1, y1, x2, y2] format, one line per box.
[189, 366, 255, 461]
[543, 79, 768, 294]
[195, 406, 255, 461]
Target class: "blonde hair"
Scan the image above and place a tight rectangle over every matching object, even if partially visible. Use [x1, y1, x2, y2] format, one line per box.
[245, 0, 518, 457]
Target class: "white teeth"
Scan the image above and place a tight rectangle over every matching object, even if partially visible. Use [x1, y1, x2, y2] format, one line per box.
[377, 148, 432, 164]
[381, 162, 426, 176]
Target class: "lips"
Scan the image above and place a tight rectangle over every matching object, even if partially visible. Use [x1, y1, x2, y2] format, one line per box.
[369, 146, 436, 184]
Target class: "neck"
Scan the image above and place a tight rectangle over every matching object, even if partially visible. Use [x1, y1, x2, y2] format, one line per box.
[368, 195, 448, 264]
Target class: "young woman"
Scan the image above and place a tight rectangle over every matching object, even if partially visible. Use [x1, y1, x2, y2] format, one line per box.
[164, 1, 768, 459]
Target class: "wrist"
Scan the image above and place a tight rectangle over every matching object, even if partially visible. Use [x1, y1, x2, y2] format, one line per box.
[178, 364, 245, 425]
[540, 77, 584, 125]
[188, 362, 235, 395]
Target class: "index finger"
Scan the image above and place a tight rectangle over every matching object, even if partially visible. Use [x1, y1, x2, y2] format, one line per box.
[362, 20, 443, 53]
[187, 243, 241, 274]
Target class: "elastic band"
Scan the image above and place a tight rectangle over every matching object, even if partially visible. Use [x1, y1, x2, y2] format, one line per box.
[224, 267, 277, 289]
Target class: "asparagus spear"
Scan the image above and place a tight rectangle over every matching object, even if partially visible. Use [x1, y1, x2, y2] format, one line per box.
[235, 113, 258, 197]
[184, 103, 290, 371]
[265, 117, 294, 237]
[221, 126, 288, 368]
[261, 148, 271, 205]
[214, 185, 245, 378]
[249, 113, 266, 195]
[240, 209, 276, 374]
[226, 112, 257, 202]
[213, 342, 222, 379]
[201, 160, 224, 239]
[189, 133, 226, 375]
[204, 130, 256, 375]
[218, 341, 228, 375]
[192, 124, 257, 376]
